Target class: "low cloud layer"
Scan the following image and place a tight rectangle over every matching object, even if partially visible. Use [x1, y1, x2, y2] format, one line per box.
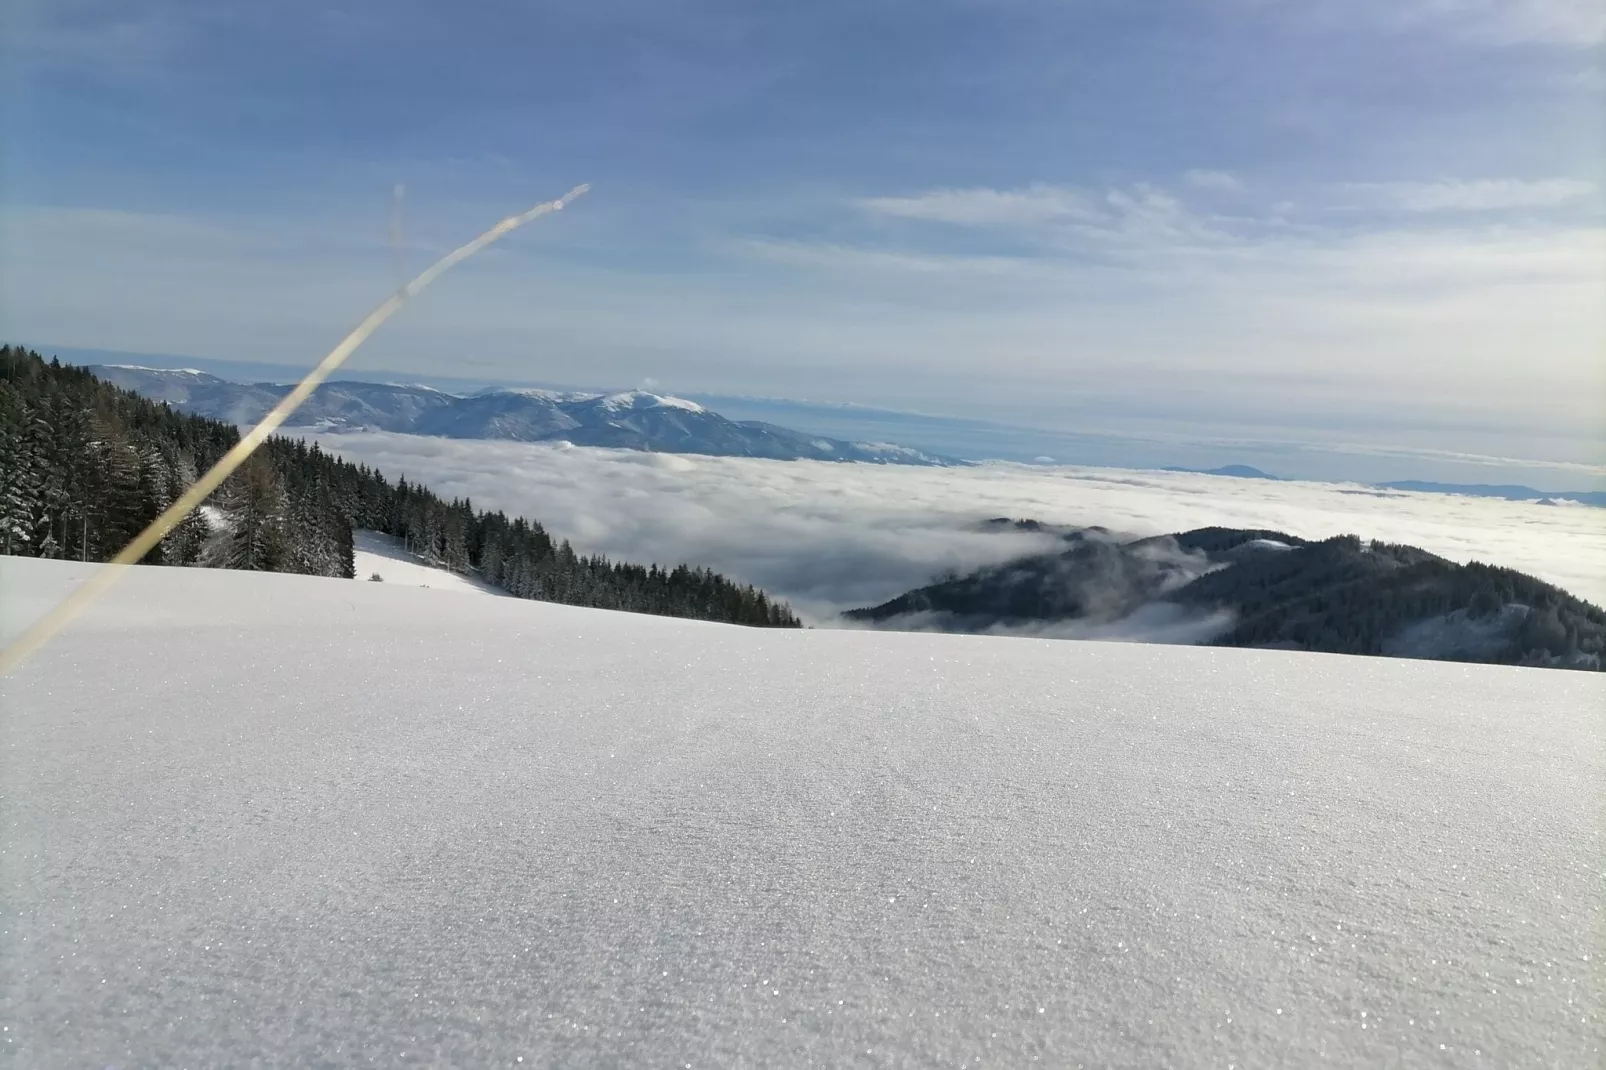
[855, 602, 1241, 647]
[307, 433, 1606, 622]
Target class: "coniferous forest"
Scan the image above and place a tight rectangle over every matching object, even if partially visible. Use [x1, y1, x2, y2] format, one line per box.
[0, 346, 800, 627]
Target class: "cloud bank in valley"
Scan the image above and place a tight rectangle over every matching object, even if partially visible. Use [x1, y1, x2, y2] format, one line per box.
[307, 433, 1606, 623]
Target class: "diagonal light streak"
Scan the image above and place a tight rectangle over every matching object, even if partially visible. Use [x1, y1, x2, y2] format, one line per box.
[0, 183, 590, 676]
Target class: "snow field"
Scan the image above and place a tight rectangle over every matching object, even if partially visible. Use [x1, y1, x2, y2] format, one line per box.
[352, 530, 507, 596]
[1, 556, 1601, 1067]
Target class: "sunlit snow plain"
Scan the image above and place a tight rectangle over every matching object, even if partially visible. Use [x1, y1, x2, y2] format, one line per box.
[303, 432, 1606, 620]
[3, 556, 1601, 1067]
[353, 530, 508, 596]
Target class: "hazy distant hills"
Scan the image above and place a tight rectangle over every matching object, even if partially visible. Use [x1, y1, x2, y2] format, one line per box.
[91, 366, 962, 467]
[1375, 481, 1606, 508]
[848, 525, 1604, 670]
[1160, 464, 1280, 480]
[1162, 463, 1604, 507]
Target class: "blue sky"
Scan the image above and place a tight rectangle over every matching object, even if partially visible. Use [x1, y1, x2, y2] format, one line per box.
[4, 0, 1604, 482]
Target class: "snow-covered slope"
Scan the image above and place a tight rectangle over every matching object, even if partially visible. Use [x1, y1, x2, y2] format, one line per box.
[1, 557, 1600, 1067]
[352, 530, 507, 596]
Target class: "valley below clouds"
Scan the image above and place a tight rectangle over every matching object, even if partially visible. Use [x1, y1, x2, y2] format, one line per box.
[308, 432, 1606, 624]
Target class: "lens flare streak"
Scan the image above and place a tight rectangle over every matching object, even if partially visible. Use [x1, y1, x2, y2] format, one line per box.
[0, 183, 591, 676]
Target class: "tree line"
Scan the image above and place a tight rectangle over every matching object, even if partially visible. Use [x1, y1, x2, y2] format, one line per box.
[0, 346, 800, 628]
[1182, 533, 1604, 668]
[847, 523, 1602, 669]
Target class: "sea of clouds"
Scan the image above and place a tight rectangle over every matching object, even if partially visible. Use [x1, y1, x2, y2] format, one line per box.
[307, 432, 1606, 623]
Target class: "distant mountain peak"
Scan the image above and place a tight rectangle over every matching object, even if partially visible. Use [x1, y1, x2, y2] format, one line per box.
[595, 390, 706, 414]
[1378, 481, 1606, 508]
[381, 382, 455, 395]
[474, 386, 599, 402]
[106, 364, 218, 379]
[1161, 464, 1281, 480]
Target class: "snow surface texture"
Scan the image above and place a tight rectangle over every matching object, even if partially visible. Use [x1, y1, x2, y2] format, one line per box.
[302, 432, 1606, 617]
[2, 557, 1602, 1068]
[353, 530, 506, 596]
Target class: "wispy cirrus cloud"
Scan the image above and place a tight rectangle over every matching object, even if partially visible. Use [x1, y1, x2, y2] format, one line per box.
[1340, 178, 1599, 213]
[825, 179, 1604, 288]
[736, 237, 1049, 278]
[855, 184, 1103, 227]
[1184, 169, 1244, 193]
[10, 1, 192, 79]
[854, 182, 1226, 249]
[731, 177, 1606, 452]
[1249, 0, 1606, 47]
[1402, 0, 1606, 46]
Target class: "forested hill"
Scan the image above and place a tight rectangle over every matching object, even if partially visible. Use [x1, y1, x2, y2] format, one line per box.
[847, 525, 1604, 670]
[0, 346, 799, 627]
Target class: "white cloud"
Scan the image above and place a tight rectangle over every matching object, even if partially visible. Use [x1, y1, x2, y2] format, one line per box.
[13, 1, 200, 81]
[854, 181, 1220, 245]
[837, 180, 1602, 307]
[301, 433, 1606, 620]
[856, 184, 1101, 227]
[733, 181, 1606, 442]
[736, 237, 1047, 278]
[1409, 0, 1606, 46]
[1251, 0, 1606, 46]
[1342, 178, 1598, 212]
[11, 189, 1604, 468]
[1184, 169, 1244, 192]
[1291, 441, 1606, 476]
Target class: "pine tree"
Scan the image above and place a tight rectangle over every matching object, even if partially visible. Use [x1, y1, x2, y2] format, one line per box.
[81, 410, 147, 560]
[202, 455, 290, 571]
[159, 469, 211, 566]
[442, 505, 469, 574]
[0, 381, 42, 553]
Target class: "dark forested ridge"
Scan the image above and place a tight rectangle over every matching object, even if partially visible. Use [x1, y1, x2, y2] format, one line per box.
[848, 524, 1604, 670]
[0, 347, 799, 627]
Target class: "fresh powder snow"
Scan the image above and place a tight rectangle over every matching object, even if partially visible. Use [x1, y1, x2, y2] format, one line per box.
[352, 530, 508, 596]
[1, 556, 1601, 1067]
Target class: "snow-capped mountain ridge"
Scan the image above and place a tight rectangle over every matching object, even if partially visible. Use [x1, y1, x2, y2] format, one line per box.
[473, 386, 605, 403]
[107, 363, 210, 376]
[91, 365, 959, 466]
[597, 389, 706, 413]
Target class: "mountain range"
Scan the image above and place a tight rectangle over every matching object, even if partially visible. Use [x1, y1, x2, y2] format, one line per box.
[90, 366, 961, 467]
[847, 524, 1603, 670]
[1373, 480, 1606, 508]
[1160, 464, 1281, 479]
[1161, 463, 1604, 507]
